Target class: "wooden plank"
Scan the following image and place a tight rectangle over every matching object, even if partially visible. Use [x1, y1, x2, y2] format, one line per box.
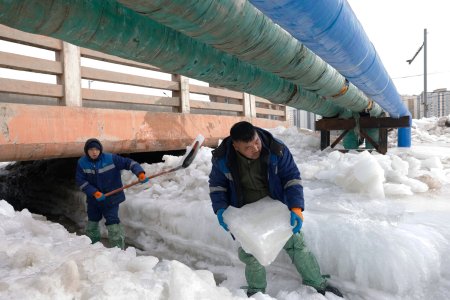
[321, 130, 331, 150]
[315, 118, 355, 130]
[80, 48, 160, 71]
[359, 129, 382, 153]
[316, 116, 410, 130]
[379, 128, 388, 154]
[255, 107, 286, 116]
[82, 88, 180, 106]
[0, 51, 62, 74]
[190, 100, 243, 112]
[0, 25, 61, 50]
[189, 84, 243, 99]
[81, 66, 179, 91]
[0, 78, 63, 97]
[254, 96, 271, 104]
[359, 116, 410, 128]
[330, 130, 348, 149]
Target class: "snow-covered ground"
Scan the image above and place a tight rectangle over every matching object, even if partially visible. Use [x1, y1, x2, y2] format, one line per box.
[1, 116, 450, 300]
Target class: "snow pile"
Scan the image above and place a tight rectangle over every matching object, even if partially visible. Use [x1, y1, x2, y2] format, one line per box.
[0, 200, 249, 300]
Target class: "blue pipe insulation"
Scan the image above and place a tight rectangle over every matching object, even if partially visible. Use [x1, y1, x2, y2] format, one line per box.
[249, 0, 411, 147]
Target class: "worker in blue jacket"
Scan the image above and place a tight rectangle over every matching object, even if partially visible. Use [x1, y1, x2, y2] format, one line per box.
[75, 138, 148, 249]
[209, 121, 342, 297]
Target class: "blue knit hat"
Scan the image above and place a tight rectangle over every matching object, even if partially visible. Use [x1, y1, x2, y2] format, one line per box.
[84, 138, 103, 155]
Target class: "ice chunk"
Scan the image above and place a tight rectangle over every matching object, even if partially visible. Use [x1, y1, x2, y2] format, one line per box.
[335, 151, 385, 198]
[223, 197, 292, 266]
[383, 183, 413, 196]
[422, 157, 443, 170]
[0, 200, 15, 217]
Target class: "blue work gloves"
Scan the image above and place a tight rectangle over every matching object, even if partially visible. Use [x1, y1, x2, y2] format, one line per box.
[138, 172, 149, 184]
[217, 208, 229, 231]
[93, 191, 106, 202]
[290, 208, 304, 234]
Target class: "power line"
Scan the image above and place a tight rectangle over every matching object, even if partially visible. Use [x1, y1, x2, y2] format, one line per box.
[392, 70, 450, 80]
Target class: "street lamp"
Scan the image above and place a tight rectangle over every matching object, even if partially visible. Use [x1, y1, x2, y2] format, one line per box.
[406, 28, 427, 118]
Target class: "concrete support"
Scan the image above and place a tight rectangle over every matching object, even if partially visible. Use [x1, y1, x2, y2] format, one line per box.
[58, 42, 82, 107]
[172, 74, 190, 113]
[283, 105, 288, 122]
[243, 93, 256, 118]
[180, 76, 190, 113]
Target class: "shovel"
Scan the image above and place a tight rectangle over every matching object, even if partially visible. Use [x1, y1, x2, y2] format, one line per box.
[104, 134, 204, 197]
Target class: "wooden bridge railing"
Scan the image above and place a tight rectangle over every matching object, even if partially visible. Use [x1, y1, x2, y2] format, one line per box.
[0, 25, 287, 121]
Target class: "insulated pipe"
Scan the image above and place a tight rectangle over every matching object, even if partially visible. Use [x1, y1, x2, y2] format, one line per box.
[117, 0, 383, 117]
[0, 0, 351, 118]
[250, 0, 411, 147]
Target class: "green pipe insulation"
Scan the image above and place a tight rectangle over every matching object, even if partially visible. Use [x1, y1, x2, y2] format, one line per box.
[0, 0, 352, 118]
[117, 0, 383, 117]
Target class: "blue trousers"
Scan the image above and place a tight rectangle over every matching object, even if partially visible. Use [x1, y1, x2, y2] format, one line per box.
[87, 200, 120, 225]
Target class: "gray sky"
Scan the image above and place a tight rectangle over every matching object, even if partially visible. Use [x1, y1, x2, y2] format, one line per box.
[347, 0, 450, 95]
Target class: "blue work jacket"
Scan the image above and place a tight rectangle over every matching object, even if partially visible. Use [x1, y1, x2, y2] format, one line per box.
[75, 153, 144, 205]
[209, 128, 304, 213]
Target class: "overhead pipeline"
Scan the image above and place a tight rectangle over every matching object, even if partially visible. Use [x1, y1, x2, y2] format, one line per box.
[0, 0, 351, 118]
[117, 0, 383, 117]
[249, 0, 411, 146]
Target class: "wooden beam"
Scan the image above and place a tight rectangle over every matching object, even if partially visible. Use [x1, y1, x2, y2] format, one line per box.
[0, 78, 63, 97]
[81, 66, 179, 91]
[320, 130, 330, 150]
[189, 84, 243, 99]
[255, 107, 286, 116]
[359, 129, 382, 154]
[0, 51, 62, 75]
[331, 130, 349, 149]
[0, 25, 62, 50]
[82, 88, 180, 106]
[190, 100, 243, 112]
[316, 116, 410, 130]
[80, 48, 160, 71]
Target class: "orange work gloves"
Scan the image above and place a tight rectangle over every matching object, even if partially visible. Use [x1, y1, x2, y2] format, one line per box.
[290, 207, 304, 234]
[93, 191, 106, 201]
[138, 172, 149, 184]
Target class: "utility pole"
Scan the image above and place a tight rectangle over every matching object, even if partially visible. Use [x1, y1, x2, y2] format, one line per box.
[423, 28, 427, 117]
[406, 28, 428, 118]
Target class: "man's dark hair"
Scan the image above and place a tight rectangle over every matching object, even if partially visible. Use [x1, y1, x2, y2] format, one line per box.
[230, 121, 256, 142]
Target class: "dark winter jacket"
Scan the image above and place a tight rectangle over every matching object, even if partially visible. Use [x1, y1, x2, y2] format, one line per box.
[209, 127, 304, 213]
[76, 148, 144, 206]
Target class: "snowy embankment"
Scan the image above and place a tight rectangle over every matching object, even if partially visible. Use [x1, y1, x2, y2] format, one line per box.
[1, 116, 450, 299]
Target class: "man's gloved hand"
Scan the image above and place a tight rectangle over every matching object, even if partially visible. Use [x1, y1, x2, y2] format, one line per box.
[216, 208, 229, 232]
[93, 191, 106, 202]
[138, 172, 149, 184]
[290, 207, 304, 234]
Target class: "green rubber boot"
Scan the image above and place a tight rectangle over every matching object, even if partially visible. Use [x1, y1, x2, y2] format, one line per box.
[85, 221, 101, 244]
[107, 223, 125, 250]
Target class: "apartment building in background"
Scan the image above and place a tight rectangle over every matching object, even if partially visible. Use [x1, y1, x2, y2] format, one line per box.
[401, 88, 450, 119]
